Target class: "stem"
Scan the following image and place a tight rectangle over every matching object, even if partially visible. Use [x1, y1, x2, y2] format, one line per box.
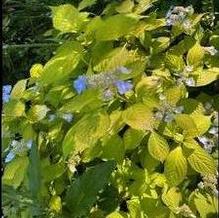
[3, 43, 59, 49]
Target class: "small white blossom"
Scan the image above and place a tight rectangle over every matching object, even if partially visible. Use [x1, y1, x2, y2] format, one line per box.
[185, 77, 195, 86]
[62, 113, 73, 123]
[174, 106, 184, 114]
[209, 127, 218, 135]
[184, 65, 193, 72]
[204, 46, 218, 56]
[164, 113, 174, 123]
[48, 114, 56, 122]
[5, 151, 15, 163]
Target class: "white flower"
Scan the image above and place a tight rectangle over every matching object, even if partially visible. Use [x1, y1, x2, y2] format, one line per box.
[164, 113, 174, 123]
[208, 127, 218, 135]
[174, 106, 184, 114]
[154, 111, 164, 120]
[159, 94, 166, 101]
[185, 77, 195, 86]
[204, 46, 218, 56]
[184, 65, 193, 72]
[5, 151, 15, 163]
[62, 113, 73, 123]
[116, 66, 131, 74]
[48, 114, 56, 122]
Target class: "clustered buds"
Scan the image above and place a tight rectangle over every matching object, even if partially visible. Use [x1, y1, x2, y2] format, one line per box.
[198, 174, 218, 197]
[5, 139, 33, 163]
[176, 204, 196, 218]
[166, 5, 194, 29]
[73, 66, 133, 100]
[154, 93, 184, 123]
[48, 113, 74, 123]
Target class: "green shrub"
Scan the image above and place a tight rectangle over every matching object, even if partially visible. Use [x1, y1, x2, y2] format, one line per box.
[2, 0, 219, 217]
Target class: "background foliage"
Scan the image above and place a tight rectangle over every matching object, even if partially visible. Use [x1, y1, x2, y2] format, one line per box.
[2, 0, 219, 218]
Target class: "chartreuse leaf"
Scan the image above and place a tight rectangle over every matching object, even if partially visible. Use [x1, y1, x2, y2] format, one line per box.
[194, 67, 219, 87]
[3, 99, 25, 118]
[94, 47, 139, 72]
[40, 41, 83, 85]
[131, 17, 165, 36]
[87, 14, 139, 41]
[30, 63, 43, 79]
[175, 114, 198, 138]
[164, 85, 186, 106]
[115, 0, 134, 13]
[101, 135, 125, 163]
[162, 187, 182, 212]
[49, 196, 62, 213]
[127, 197, 142, 218]
[164, 147, 187, 186]
[189, 114, 211, 136]
[187, 42, 204, 67]
[60, 89, 102, 113]
[187, 147, 216, 175]
[194, 192, 218, 218]
[51, 4, 88, 33]
[27, 105, 50, 123]
[10, 79, 27, 100]
[3, 156, 29, 189]
[123, 128, 145, 150]
[65, 161, 116, 217]
[133, 0, 156, 14]
[62, 111, 110, 157]
[148, 132, 170, 162]
[165, 53, 185, 72]
[78, 0, 97, 11]
[141, 198, 170, 217]
[122, 103, 155, 131]
[106, 212, 127, 218]
[175, 113, 211, 138]
[151, 37, 170, 54]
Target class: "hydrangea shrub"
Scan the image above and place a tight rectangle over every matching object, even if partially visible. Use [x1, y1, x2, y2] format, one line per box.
[2, 1, 219, 217]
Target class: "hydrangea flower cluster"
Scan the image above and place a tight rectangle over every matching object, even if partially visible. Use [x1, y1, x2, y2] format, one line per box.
[5, 139, 33, 163]
[73, 66, 133, 99]
[176, 204, 196, 218]
[48, 113, 74, 123]
[198, 174, 218, 197]
[3, 85, 12, 103]
[154, 94, 184, 123]
[166, 5, 194, 29]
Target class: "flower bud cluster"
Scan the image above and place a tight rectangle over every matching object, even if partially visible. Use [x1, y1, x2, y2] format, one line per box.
[73, 66, 133, 100]
[166, 6, 194, 29]
[48, 113, 74, 123]
[5, 139, 33, 163]
[198, 174, 218, 197]
[154, 94, 184, 123]
[176, 204, 196, 218]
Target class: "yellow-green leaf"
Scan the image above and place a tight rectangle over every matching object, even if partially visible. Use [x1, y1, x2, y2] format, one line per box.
[188, 148, 216, 175]
[187, 42, 204, 67]
[122, 103, 155, 131]
[51, 4, 88, 33]
[10, 79, 27, 100]
[164, 147, 187, 186]
[148, 132, 169, 162]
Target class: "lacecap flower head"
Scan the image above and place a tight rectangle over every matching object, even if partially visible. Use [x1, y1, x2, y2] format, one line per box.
[115, 80, 133, 95]
[73, 76, 87, 94]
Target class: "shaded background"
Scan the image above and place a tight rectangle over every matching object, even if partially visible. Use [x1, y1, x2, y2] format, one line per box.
[2, 0, 219, 85]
